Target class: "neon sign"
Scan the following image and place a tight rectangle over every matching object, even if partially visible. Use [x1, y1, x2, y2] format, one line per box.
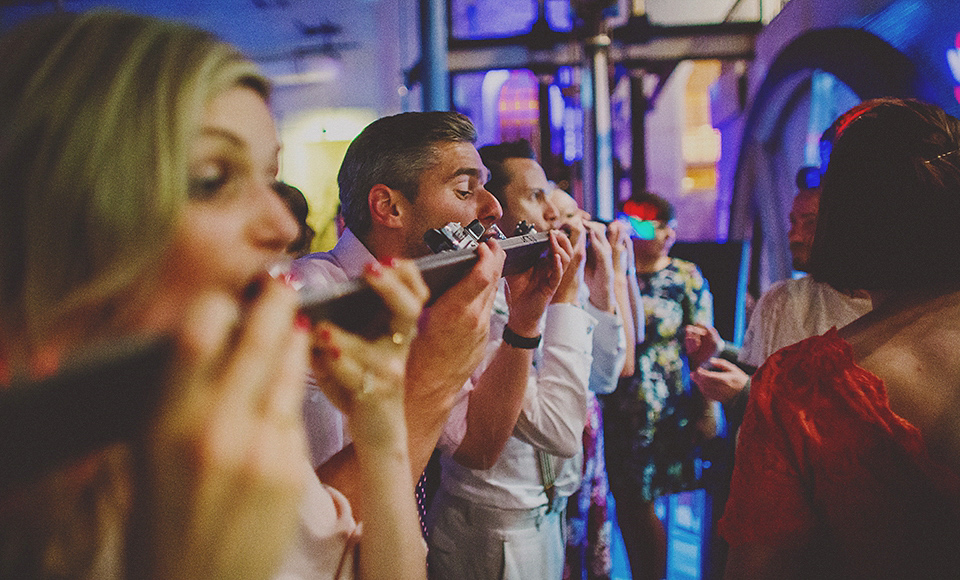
[948, 32, 960, 104]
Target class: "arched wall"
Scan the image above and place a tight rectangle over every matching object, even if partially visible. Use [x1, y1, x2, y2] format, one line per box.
[730, 27, 920, 290]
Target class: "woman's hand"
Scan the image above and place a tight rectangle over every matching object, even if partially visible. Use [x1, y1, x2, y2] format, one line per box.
[583, 219, 616, 313]
[130, 278, 310, 580]
[308, 259, 428, 442]
[691, 357, 750, 405]
[307, 258, 429, 580]
[607, 219, 633, 276]
[684, 323, 724, 370]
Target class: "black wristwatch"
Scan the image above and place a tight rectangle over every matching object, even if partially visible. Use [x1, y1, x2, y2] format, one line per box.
[502, 325, 542, 349]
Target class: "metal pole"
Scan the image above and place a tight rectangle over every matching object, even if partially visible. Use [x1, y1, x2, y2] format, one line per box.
[419, 0, 450, 111]
[537, 74, 555, 175]
[592, 34, 615, 220]
[630, 72, 648, 195]
[580, 64, 597, 217]
[583, 32, 615, 220]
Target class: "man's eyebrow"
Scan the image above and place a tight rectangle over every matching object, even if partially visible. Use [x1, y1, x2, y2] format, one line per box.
[450, 167, 487, 182]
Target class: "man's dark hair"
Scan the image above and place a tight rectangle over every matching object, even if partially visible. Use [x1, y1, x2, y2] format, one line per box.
[337, 111, 477, 238]
[621, 190, 675, 223]
[273, 181, 315, 257]
[811, 98, 960, 291]
[477, 139, 537, 208]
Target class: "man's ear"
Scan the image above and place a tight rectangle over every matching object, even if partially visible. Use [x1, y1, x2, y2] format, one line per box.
[368, 184, 406, 229]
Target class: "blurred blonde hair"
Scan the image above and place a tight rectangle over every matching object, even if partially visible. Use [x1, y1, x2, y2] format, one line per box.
[0, 10, 269, 577]
[0, 10, 269, 345]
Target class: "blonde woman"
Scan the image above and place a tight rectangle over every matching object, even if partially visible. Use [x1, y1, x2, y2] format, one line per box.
[0, 11, 426, 580]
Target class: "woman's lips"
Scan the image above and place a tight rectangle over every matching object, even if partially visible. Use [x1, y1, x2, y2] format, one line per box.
[241, 275, 266, 303]
[240, 260, 294, 303]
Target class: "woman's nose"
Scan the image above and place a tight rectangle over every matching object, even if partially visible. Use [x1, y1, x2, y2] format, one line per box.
[254, 183, 300, 252]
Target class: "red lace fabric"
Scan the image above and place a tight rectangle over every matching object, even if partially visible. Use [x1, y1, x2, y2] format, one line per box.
[719, 329, 960, 577]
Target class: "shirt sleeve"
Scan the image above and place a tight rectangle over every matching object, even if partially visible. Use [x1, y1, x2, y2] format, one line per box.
[274, 461, 360, 579]
[434, 379, 472, 455]
[510, 303, 594, 458]
[583, 301, 626, 395]
[718, 350, 816, 546]
[294, 256, 354, 469]
[291, 252, 351, 288]
[688, 263, 714, 327]
[739, 281, 787, 368]
[303, 380, 351, 469]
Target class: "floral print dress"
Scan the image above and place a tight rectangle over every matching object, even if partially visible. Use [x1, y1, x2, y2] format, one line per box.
[564, 393, 612, 580]
[601, 257, 713, 501]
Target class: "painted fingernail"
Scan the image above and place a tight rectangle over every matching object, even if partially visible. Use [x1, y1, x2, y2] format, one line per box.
[329, 346, 341, 360]
[365, 261, 383, 277]
[319, 328, 331, 342]
[295, 312, 311, 331]
[381, 256, 396, 267]
[268, 261, 295, 287]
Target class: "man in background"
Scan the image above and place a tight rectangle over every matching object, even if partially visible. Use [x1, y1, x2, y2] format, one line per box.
[294, 113, 574, 531]
[427, 140, 625, 580]
[693, 165, 872, 408]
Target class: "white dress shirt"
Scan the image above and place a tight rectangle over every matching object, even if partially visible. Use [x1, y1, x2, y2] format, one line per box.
[436, 280, 614, 510]
[293, 229, 377, 468]
[739, 275, 872, 368]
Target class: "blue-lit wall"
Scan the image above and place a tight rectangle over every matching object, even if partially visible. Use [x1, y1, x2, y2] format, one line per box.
[860, 0, 960, 117]
[716, 0, 960, 295]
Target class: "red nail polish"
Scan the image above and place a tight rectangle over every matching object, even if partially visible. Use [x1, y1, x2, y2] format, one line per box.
[365, 261, 383, 277]
[381, 256, 396, 267]
[319, 328, 331, 342]
[329, 346, 341, 360]
[295, 312, 311, 331]
[273, 268, 291, 286]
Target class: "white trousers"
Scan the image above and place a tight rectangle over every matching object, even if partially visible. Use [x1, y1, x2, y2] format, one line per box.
[426, 489, 567, 580]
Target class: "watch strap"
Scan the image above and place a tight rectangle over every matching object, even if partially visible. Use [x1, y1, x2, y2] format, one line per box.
[502, 325, 542, 349]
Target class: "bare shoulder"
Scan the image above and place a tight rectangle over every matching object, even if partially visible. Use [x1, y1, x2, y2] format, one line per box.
[851, 296, 960, 472]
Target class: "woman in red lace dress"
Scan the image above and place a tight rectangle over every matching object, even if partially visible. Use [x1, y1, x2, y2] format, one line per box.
[720, 98, 960, 579]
